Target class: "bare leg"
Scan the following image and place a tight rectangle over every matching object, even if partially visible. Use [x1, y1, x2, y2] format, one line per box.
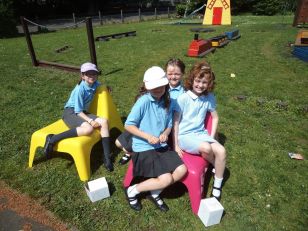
[210, 142, 226, 179]
[171, 164, 187, 182]
[136, 173, 173, 192]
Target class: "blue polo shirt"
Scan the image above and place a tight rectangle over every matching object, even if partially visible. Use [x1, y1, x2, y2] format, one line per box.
[64, 80, 100, 113]
[177, 90, 216, 136]
[169, 84, 184, 100]
[125, 93, 173, 152]
[169, 84, 184, 113]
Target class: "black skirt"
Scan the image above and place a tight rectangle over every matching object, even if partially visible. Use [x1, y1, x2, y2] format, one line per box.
[132, 147, 184, 178]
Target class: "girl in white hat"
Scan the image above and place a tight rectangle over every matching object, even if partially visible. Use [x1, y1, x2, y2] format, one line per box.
[124, 66, 187, 212]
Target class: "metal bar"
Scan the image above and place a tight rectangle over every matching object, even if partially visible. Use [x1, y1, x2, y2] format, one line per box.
[86, 17, 97, 66]
[20, 16, 38, 66]
[37, 60, 80, 72]
[95, 31, 136, 41]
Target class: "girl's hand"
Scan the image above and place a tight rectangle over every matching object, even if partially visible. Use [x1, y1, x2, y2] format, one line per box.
[90, 120, 101, 128]
[147, 135, 160, 145]
[175, 145, 183, 158]
[159, 133, 168, 143]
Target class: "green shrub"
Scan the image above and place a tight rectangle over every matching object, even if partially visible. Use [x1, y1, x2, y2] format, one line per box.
[0, 0, 17, 38]
[176, 3, 186, 16]
[251, 0, 296, 16]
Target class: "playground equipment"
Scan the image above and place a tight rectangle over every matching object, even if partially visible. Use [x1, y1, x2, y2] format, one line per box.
[293, 0, 308, 27]
[95, 31, 136, 42]
[224, 29, 241, 40]
[21, 17, 97, 72]
[293, 30, 308, 62]
[209, 34, 229, 47]
[29, 86, 124, 181]
[203, 0, 231, 25]
[187, 34, 215, 57]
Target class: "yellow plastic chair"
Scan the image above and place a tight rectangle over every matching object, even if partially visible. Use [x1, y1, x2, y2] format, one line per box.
[29, 85, 123, 181]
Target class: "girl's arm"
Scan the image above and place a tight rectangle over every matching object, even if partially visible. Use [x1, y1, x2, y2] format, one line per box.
[77, 112, 100, 128]
[210, 110, 219, 139]
[173, 111, 183, 157]
[125, 125, 160, 145]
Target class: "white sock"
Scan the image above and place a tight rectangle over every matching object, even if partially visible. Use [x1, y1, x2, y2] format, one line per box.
[212, 176, 223, 198]
[127, 184, 139, 204]
[151, 189, 163, 205]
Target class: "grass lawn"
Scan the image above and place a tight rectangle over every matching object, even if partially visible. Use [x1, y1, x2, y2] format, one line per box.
[0, 15, 307, 230]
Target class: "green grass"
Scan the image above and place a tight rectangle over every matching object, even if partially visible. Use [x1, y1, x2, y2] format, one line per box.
[0, 15, 307, 230]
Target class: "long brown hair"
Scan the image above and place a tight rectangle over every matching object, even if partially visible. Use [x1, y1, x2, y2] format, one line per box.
[135, 83, 170, 111]
[184, 61, 215, 95]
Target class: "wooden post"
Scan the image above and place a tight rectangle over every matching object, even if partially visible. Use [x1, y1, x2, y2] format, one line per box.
[121, 9, 124, 23]
[20, 16, 38, 66]
[99, 11, 102, 25]
[168, 7, 170, 18]
[86, 17, 97, 66]
[155, 8, 157, 20]
[139, 8, 141, 22]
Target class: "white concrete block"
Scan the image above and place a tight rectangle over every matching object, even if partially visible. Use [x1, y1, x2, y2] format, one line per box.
[198, 197, 224, 227]
[85, 177, 110, 202]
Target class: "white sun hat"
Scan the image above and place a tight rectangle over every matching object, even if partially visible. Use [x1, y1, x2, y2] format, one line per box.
[80, 62, 99, 73]
[143, 66, 168, 90]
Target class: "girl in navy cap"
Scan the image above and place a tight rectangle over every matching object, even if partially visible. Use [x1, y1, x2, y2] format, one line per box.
[43, 62, 113, 172]
[124, 66, 187, 212]
[173, 61, 226, 200]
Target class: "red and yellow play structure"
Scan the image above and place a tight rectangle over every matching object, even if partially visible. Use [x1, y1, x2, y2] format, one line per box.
[203, 0, 231, 25]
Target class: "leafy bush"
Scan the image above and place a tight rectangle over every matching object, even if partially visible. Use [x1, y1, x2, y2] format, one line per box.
[251, 0, 297, 16]
[0, 0, 17, 38]
[176, 3, 186, 16]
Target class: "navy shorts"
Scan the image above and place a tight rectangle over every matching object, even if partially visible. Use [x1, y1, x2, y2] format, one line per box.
[116, 130, 133, 153]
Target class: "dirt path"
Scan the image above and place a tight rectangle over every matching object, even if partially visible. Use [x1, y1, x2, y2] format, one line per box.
[0, 181, 70, 231]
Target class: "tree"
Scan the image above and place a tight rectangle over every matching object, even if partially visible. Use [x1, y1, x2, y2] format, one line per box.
[0, 0, 17, 38]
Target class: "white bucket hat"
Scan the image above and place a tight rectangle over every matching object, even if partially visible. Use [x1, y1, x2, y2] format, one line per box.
[143, 66, 168, 90]
[80, 62, 99, 73]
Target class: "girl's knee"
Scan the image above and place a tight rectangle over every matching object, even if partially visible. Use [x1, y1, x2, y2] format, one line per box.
[177, 164, 187, 175]
[79, 124, 94, 135]
[97, 117, 109, 126]
[199, 142, 212, 154]
[159, 174, 173, 187]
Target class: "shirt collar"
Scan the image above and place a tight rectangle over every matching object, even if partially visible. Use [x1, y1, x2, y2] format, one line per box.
[146, 93, 164, 104]
[169, 84, 182, 91]
[81, 80, 98, 91]
[186, 90, 198, 100]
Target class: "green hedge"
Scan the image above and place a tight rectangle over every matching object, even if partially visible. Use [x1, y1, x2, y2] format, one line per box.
[0, 0, 17, 38]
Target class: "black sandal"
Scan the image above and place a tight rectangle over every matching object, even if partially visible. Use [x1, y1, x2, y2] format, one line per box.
[211, 186, 222, 201]
[124, 188, 142, 211]
[148, 195, 169, 212]
[118, 153, 131, 165]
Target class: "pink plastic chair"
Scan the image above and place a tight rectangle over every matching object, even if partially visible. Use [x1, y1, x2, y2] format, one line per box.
[123, 113, 212, 215]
